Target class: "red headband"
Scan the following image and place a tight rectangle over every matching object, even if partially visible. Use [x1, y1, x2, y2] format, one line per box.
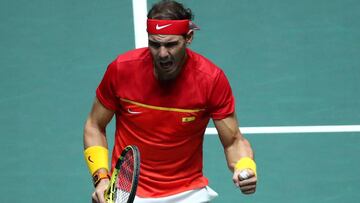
[147, 19, 190, 35]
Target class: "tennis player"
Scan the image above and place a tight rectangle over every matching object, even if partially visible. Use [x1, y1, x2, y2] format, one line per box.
[84, 0, 257, 202]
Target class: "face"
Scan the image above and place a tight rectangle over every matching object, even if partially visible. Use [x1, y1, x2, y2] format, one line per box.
[148, 32, 193, 81]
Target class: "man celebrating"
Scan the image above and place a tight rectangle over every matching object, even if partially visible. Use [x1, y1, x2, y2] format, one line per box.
[84, 0, 257, 202]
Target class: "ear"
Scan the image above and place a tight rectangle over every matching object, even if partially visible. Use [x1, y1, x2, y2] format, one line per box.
[185, 30, 194, 45]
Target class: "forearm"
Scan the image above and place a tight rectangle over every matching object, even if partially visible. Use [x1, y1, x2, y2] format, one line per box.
[84, 120, 110, 176]
[214, 113, 254, 172]
[83, 118, 108, 149]
[83, 98, 115, 180]
[223, 132, 254, 172]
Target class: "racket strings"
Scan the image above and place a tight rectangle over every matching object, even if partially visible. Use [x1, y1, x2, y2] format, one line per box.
[115, 151, 134, 203]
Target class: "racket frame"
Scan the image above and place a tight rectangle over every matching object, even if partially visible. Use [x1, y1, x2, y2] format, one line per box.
[105, 145, 140, 203]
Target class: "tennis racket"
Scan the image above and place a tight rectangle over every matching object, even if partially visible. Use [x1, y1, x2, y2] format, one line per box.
[104, 145, 140, 203]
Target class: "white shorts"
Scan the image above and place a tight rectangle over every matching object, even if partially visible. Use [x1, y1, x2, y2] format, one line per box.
[133, 186, 218, 203]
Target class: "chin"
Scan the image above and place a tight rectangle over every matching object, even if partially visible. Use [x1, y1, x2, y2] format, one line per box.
[158, 74, 176, 81]
[155, 69, 176, 81]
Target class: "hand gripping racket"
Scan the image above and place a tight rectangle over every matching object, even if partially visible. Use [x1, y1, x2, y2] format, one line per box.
[105, 145, 140, 203]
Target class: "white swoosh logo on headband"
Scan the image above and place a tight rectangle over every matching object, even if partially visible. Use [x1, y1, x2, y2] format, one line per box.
[156, 24, 172, 30]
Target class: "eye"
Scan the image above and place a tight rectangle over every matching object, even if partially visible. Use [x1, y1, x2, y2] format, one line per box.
[165, 41, 178, 48]
[148, 41, 160, 49]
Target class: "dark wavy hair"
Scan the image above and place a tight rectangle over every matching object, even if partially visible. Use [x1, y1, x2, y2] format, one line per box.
[147, 0, 194, 20]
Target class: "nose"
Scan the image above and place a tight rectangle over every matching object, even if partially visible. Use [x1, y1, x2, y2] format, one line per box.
[158, 46, 170, 59]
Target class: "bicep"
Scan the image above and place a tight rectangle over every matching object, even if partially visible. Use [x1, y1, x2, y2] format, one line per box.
[213, 113, 242, 148]
[88, 97, 115, 128]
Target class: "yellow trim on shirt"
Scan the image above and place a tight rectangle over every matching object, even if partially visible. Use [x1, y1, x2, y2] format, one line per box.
[120, 98, 205, 113]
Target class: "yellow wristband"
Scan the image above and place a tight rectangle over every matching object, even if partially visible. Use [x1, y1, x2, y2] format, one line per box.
[235, 157, 257, 176]
[84, 146, 109, 175]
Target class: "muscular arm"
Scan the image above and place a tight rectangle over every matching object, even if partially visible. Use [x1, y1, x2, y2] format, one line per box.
[214, 113, 253, 171]
[214, 112, 257, 194]
[83, 97, 115, 149]
[83, 97, 115, 203]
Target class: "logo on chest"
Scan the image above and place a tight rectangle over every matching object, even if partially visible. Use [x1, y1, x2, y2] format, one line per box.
[182, 116, 196, 123]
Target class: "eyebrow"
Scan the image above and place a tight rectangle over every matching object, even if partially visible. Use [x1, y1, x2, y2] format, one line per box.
[148, 40, 179, 47]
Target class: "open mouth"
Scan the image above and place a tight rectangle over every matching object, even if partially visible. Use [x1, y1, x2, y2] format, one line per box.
[159, 61, 174, 70]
